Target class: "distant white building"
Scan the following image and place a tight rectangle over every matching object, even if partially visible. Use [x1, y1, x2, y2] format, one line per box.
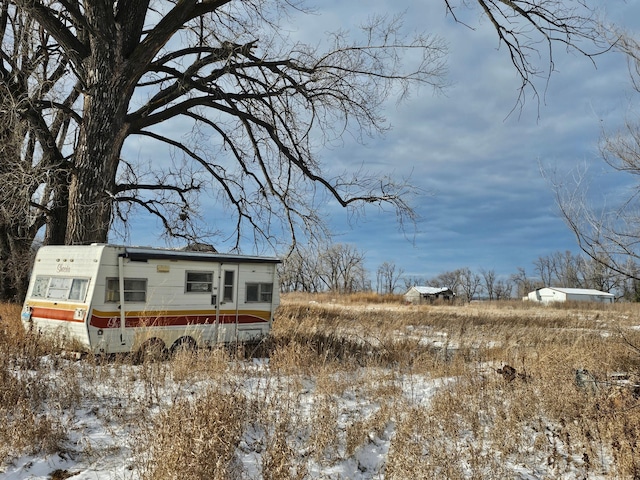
[525, 287, 615, 304]
[404, 286, 455, 304]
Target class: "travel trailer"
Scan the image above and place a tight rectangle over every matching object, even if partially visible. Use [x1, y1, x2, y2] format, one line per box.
[21, 244, 280, 356]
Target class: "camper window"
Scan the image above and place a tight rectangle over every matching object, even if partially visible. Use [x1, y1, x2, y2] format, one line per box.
[246, 283, 273, 303]
[106, 278, 147, 303]
[223, 270, 234, 302]
[32, 276, 50, 298]
[68, 279, 89, 301]
[47, 277, 72, 299]
[186, 272, 213, 293]
[31, 275, 89, 302]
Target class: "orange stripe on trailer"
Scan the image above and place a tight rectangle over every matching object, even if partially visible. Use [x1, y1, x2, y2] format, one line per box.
[31, 306, 83, 323]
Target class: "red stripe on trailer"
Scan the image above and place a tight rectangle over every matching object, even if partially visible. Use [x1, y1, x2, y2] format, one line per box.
[89, 313, 269, 329]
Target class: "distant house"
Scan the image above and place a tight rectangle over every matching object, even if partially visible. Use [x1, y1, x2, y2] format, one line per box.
[525, 287, 615, 304]
[404, 286, 455, 304]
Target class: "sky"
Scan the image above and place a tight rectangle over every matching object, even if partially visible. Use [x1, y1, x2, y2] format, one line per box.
[123, 0, 640, 285]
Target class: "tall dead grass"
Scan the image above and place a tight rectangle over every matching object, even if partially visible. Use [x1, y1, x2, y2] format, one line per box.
[0, 303, 66, 461]
[275, 296, 640, 478]
[2, 297, 640, 478]
[134, 387, 247, 480]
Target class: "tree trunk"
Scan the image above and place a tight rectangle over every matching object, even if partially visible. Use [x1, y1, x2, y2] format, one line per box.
[65, 19, 132, 244]
[0, 226, 17, 301]
[8, 235, 33, 302]
[43, 168, 70, 245]
[0, 224, 36, 302]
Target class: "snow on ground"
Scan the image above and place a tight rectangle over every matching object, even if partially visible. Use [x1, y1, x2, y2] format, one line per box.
[2, 303, 637, 479]
[0, 354, 452, 480]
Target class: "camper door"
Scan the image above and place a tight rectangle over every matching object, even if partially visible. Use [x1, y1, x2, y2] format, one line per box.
[217, 264, 239, 342]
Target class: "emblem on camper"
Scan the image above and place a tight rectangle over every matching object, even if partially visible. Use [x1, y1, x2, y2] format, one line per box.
[56, 263, 71, 273]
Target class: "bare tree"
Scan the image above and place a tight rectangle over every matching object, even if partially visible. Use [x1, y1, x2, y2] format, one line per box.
[480, 268, 497, 300]
[458, 267, 482, 302]
[445, 0, 608, 112]
[618, 259, 640, 301]
[552, 155, 640, 286]
[429, 267, 481, 301]
[0, 81, 33, 300]
[494, 278, 514, 300]
[581, 254, 622, 292]
[533, 249, 624, 291]
[4, 1, 452, 250]
[281, 242, 367, 293]
[548, 30, 640, 286]
[376, 261, 404, 294]
[430, 269, 463, 295]
[279, 247, 323, 293]
[318, 244, 367, 294]
[533, 256, 554, 287]
[402, 275, 426, 292]
[510, 267, 542, 299]
[0, 5, 74, 300]
[548, 251, 583, 288]
[484, 269, 517, 301]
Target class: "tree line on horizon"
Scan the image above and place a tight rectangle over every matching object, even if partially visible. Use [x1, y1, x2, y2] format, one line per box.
[279, 244, 640, 302]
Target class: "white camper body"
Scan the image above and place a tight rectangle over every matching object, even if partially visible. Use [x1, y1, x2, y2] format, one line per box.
[21, 244, 280, 355]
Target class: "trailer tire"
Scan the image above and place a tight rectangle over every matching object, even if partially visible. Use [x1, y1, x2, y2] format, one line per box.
[135, 338, 168, 364]
[171, 336, 197, 355]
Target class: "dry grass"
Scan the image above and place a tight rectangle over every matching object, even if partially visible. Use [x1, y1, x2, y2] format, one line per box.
[0, 304, 67, 461]
[283, 291, 404, 305]
[134, 387, 247, 480]
[1, 296, 640, 478]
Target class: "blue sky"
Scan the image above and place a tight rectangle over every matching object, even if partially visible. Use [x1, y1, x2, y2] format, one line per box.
[122, 1, 640, 284]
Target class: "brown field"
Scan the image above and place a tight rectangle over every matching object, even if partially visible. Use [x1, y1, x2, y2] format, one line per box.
[1, 296, 640, 478]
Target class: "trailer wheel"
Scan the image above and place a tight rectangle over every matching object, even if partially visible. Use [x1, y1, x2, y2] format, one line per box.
[171, 336, 197, 355]
[134, 338, 168, 364]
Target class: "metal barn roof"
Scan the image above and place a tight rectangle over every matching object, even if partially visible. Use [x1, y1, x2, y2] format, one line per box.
[542, 287, 614, 297]
[410, 286, 453, 295]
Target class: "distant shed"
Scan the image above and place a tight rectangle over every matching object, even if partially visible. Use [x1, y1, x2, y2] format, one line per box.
[526, 287, 614, 304]
[404, 286, 455, 305]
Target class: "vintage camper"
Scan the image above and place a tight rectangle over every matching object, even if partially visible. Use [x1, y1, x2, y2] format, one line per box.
[21, 244, 280, 356]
